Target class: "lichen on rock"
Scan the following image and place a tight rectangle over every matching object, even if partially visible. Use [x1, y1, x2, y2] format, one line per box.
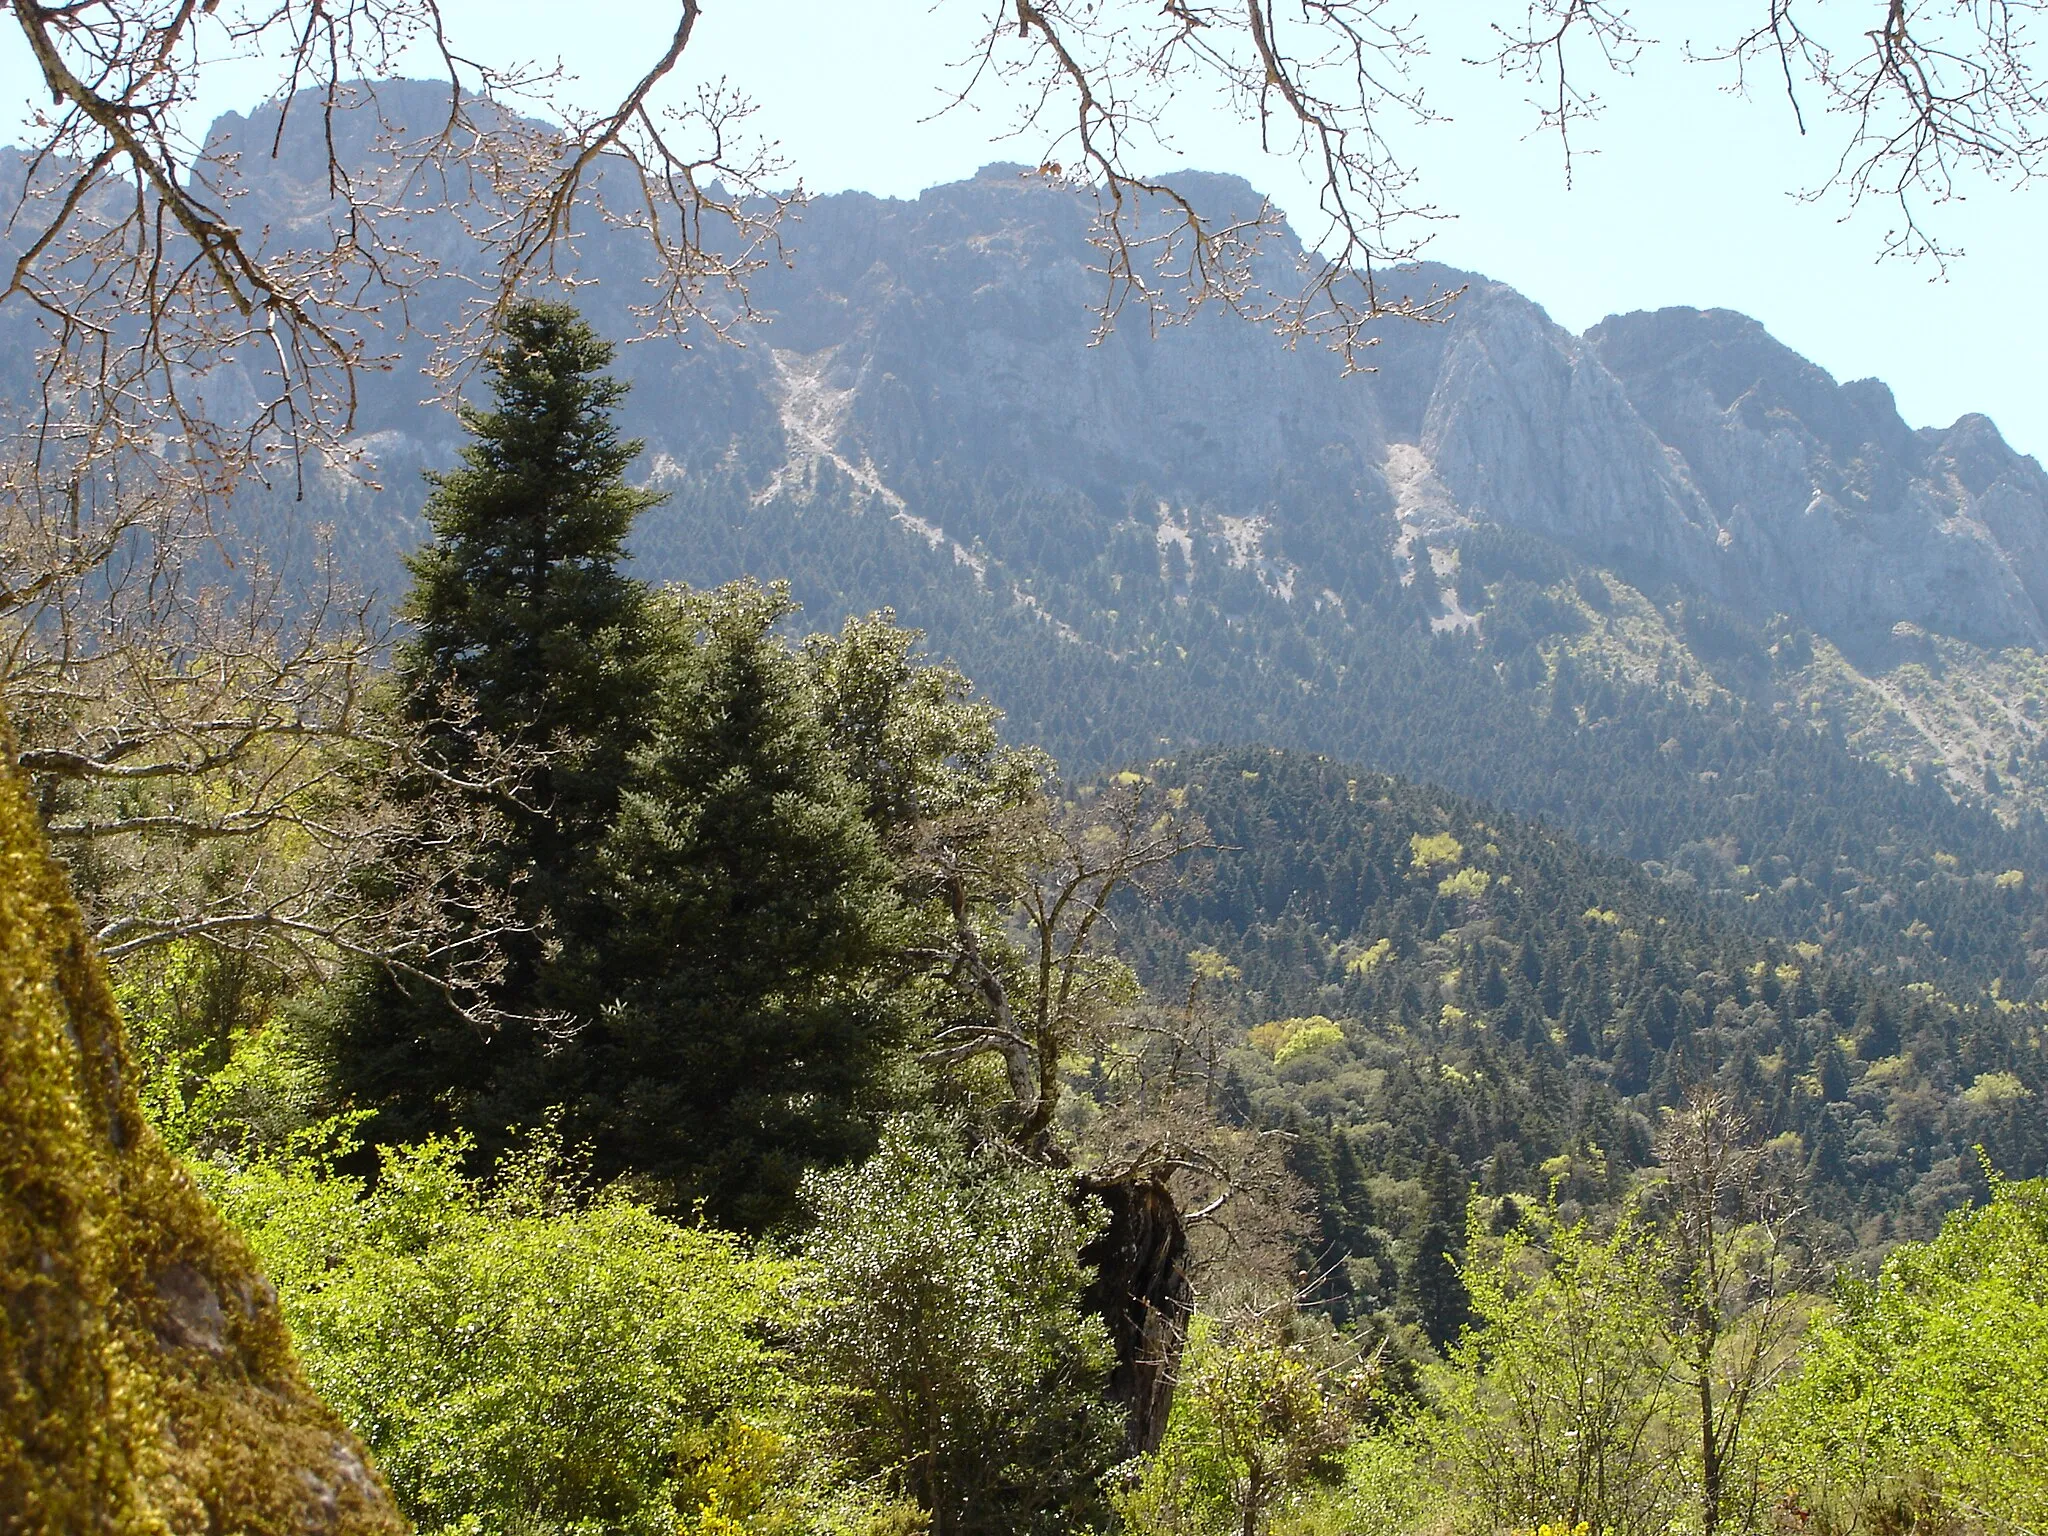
[0, 716, 407, 1536]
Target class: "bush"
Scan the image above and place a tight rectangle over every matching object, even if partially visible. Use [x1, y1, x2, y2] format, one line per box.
[1433, 1203, 1682, 1536]
[1768, 1173, 2048, 1535]
[205, 1123, 823, 1536]
[1113, 1316, 1353, 1536]
[800, 1119, 1121, 1536]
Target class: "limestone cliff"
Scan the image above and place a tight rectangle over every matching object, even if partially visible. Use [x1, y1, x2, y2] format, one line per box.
[1588, 306, 2048, 648]
[0, 724, 406, 1536]
[48, 89, 2045, 659]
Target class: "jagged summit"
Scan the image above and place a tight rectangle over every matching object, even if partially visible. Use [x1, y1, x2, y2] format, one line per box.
[11, 79, 2043, 648]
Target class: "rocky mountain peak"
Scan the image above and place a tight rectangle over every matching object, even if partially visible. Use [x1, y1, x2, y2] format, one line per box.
[17, 86, 2047, 653]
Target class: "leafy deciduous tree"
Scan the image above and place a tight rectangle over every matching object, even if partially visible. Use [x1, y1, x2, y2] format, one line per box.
[800, 1118, 1123, 1536]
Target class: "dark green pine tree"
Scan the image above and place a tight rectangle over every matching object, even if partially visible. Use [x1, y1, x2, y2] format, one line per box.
[1333, 1132, 1396, 1310]
[331, 300, 663, 1151]
[334, 313, 913, 1228]
[401, 298, 664, 860]
[1405, 1149, 1471, 1351]
[1283, 1111, 1356, 1318]
[576, 581, 913, 1230]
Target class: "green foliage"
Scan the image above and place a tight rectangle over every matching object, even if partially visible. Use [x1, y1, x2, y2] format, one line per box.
[1404, 1215, 1469, 1353]
[1260, 1432, 1442, 1536]
[334, 298, 666, 1157]
[0, 732, 403, 1534]
[801, 606, 1048, 838]
[1112, 747, 2048, 1284]
[1769, 1173, 2048, 1535]
[634, 457, 2048, 1000]
[336, 306, 1000, 1228]
[800, 1119, 1121, 1536]
[1249, 1016, 1343, 1064]
[1435, 1202, 1681, 1536]
[115, 939, 328, 1157]
[1114, 1318, 1354, 1536]
[574, 580, 917, 1228]
[205, 1120, 815, 1536]
[400, 297, 663, 788]
[1274, 1021, 1346, 1067]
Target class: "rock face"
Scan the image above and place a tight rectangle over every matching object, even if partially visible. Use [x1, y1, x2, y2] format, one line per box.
[1586, 307, 2048, 649]
[698, 200, 2048, 649]
[161, 88, 2048, 654]
[0, 721, 407, 1536]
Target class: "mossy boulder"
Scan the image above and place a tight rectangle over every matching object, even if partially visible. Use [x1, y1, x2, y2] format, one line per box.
[0, 729, 407, 1535]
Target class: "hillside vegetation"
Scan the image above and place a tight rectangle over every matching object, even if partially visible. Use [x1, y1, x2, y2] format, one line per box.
[656, 470, 2048, 1002]
[8, 297, 2047, 1536]
[41, 109, 2045, 1004]
[1098, 747, 2045, 1325]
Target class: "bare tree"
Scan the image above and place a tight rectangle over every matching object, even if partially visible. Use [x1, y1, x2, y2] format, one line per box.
[2, 1, 786, 479]
[921, 778, 1206, 1149]
[1, 519, 542, 1027]
[1076, 949, 1304, 1280]
[1479, 2, 2048, 264]
[1654, 1089, 1814, 1536]
[904, 776, 1217, 1451]
[1708, 0, 2048, 260]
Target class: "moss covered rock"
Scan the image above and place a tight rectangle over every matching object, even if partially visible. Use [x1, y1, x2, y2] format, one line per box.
[0, 729, 407, 1535]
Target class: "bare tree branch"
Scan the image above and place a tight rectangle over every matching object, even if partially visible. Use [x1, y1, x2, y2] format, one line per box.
[1, 509, 550, 1031]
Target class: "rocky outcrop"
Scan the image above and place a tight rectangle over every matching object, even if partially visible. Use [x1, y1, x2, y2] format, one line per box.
[583, 171, 2048, 655]
[16, 86, 2048, 655]
[1587, 307, 2048, 648]
[0, 719, 406, 1536]
[1412, 279, 1728, 587]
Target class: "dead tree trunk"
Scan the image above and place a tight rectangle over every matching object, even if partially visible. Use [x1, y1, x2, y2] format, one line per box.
[1078, 1173, 1195, 1456]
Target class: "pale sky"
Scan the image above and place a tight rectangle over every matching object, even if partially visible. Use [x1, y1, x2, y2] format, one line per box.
[4, 2, 2044, 456]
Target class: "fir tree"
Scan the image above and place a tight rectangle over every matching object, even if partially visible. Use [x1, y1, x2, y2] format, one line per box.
[1407, 1150, 1472, 1350]
[400, 297, 664, 871]
[332, 300, 663, 1151]
[577, 582, 912, 1229]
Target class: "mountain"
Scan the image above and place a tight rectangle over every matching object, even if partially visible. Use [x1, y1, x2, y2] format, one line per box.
[11, 84, 2048, 999]
[162, 93, 2048, 655]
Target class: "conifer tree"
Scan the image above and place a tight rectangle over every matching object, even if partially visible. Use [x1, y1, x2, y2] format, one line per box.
[578, 581, 911, 1229]
[1407, 1150, 1471, 1350]
[400, 297, 664, 878]
[334, 318, 924, 1224]
[332, 301, 662, 1149]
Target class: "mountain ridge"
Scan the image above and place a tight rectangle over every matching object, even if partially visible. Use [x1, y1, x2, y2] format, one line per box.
[12, 85, 2048, 999]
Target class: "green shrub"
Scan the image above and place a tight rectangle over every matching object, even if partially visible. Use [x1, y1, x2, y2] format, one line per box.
[206, 1122, 815, 1536]
[1769, 1173, 2048, 1535]
[1113, 1317, 1353, 1536]
[800, 1120, 1120, 1536]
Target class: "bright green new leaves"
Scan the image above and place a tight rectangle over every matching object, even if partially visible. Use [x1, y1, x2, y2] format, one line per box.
[206, 1125, 800, 1536]
[1115, 1319, 1355, 1536]
[1436, 1204, 1682, 1536]
[1771, 1174, 2048, 1534]
[801, 1120, 1120, 1536]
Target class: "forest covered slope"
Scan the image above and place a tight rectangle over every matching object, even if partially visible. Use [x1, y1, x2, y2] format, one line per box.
[55, 86, 2048, 1003]
[1102, 750, 2043, 1266]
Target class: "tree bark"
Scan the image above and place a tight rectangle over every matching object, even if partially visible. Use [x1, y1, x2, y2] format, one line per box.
[1077, 1174, 1194, 1456]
